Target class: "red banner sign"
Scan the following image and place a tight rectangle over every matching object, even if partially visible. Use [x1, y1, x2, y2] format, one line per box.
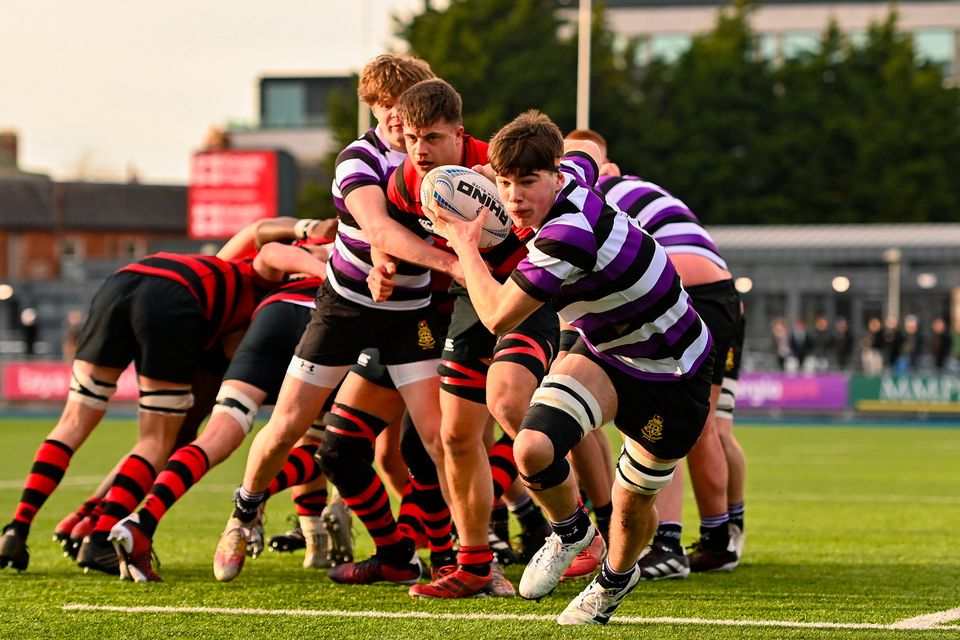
[188, 150, 278, 239]
[2, 362, 139, 402]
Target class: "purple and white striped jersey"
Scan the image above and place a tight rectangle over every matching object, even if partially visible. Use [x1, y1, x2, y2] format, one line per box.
[329, 128, 432, 310]
[510, 153, 713, 381]
[598, 176, 728, 271]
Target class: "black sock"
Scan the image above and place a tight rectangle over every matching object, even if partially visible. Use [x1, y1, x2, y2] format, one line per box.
[653, 522, 683, 553]
[551, 504, 592, 544]
[232, 487, 265, 523]
[728, 502, 745, 530]
[491, 503, 509, 542]
[593, 503, 612, 543]
[597, 559, 635, 589]
[699, 517, 731, 552]
[509, 494, 545, 532]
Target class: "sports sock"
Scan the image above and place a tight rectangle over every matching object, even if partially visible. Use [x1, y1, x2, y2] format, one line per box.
[488, 433, 517, 500]
[137, 444, 210, 538]
[294, 488, 328, 517]
[508, 493, 546, 532]
[92, 454, 156, 542]
[551, 503, 592, 544]
[593, 502, 613, 543]
[457, 545, 493, 577]
[728, 501, 745, 530]
[265, 444, 321, 497]
[341, 473, 409, 561]
[597, 559, 636, 590]
[490, 502, 509, 542]
[699, 513, 731, 552]
[8, 439, 74, 538]
[233, 486, 266, 522]
[653, 521, 683, 553]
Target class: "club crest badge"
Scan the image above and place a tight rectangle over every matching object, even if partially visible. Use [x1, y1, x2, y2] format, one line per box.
[417, 320, 436, 350]
[641, 415, 664, 442]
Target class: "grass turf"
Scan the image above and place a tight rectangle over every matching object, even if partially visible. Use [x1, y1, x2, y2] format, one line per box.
[0, 417, 958, 639]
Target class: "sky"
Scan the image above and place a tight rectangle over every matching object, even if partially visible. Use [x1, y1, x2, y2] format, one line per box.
[1, 0, 426, 184]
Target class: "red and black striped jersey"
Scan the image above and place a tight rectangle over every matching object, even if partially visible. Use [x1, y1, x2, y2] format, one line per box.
[252, 276, 324, 318]
[120, 253, 278, 346]
[386, 135, 534, 282]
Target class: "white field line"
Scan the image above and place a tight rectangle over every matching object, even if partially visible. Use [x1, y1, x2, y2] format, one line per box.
[0, 475, 104, 490]
[61, 604, 960, 631]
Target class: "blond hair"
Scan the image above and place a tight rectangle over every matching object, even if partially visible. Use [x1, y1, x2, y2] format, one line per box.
[358, 54, 434, 106]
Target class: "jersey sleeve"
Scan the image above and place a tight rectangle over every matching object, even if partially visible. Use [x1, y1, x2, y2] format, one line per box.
[333, 145, 386, 203]
[560, 151, 600, 187]
[510, 216, 596, 301]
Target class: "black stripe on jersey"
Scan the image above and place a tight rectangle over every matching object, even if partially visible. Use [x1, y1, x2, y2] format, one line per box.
[592, 206, 617, 248]
[333, 272, 427, 302]
[337, 148, 383, 178]
[584, 282, 682, 347]
[393, 165, 414, 210]
[138, 257, 209, 310]
[623, 315, 704, 363]
[552, 233, 660, 309]
[207, 263, 229, 337]
[644, 212, 700, 235]
[616, 191, 665, 218]
[533, 236, 596, 273]
[510, 270, 554, 303]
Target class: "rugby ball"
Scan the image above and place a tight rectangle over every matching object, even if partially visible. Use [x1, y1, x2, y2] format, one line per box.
[420, 165, 511, 248]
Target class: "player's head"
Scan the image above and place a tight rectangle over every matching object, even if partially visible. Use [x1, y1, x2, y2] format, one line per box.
[488, 110, 565, 229]
[358, 54, 434, 150]
[565, 129, 607, 161]
[397, 78, 465, 176]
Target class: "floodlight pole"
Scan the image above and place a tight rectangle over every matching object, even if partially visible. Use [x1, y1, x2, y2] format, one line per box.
[576, 0, 592, 130]
[883, 248, 902, 322]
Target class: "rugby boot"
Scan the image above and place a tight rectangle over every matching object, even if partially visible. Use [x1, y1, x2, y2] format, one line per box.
[268, 515, 306, 553]
[687, 539, 739, 573]
[486, 561, 516, 598]
[76, 535, 120, 575]
[64, 515, 97, 560]
[109, 515, 162, 582]
[408, 565, 492, 599]
[213, 510, 264, 583]
[489, 527, 517, 566]
[515, 518, 552, 565]
[636, 542, 690, 580]
[729, 522, 746, 558]
[560, 530, 606, 581]
[53, 511, 84, 557]
[519, 526, 597, 600]
[557, 567, 641, 625]
[321, 498, 353, 567]
[0, 526, 29, 571]
[327, 553, 423, 585]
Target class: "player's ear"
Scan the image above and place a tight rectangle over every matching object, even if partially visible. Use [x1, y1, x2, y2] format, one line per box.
[456, 125, 464, 140]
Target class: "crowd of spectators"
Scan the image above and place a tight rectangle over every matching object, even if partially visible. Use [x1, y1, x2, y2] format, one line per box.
[770, 313, 958, 375]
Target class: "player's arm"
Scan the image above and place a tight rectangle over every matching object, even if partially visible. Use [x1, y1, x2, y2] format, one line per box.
[217, 216, 298, 259]
[252, 242, 328, 281]
[346, 184, 461, 279]
[428, 209, 541, 334]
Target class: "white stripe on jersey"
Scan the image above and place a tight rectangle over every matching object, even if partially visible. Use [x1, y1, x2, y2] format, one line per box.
[608, 320, 710, 376]
[592, 291, 690, 350]
[633, 196, 687, 225]
[560, 247, 669, 322]
[325, 268, 431, 311]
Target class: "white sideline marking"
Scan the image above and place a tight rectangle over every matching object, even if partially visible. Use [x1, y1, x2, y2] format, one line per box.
[890, 608, 960, 629]
[61, 604, 960, 630]
[0, 475, 104, 490]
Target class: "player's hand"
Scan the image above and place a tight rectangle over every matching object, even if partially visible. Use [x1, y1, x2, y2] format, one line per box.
[367, 261, 398, 302]
[471, 163, 495, 182]
[423, 201, 484, 255]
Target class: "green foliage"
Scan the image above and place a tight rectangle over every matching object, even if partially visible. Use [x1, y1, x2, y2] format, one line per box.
[389, 0, 960, 224]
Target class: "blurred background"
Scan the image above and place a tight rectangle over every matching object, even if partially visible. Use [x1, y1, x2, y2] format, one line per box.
[2, 0, 959, 416]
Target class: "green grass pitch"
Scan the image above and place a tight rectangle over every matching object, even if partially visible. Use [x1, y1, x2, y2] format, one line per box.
[0, 416, 958, 639]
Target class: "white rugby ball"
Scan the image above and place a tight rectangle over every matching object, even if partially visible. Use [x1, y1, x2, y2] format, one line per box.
[420, 165, 511, 248]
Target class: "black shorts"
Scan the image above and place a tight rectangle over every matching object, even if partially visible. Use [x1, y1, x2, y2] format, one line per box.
[224, 302, 313, 403]
[295, 281, 441, 367]
[722, 312, 746, 382]
[75, 272, 206, 384]
[570, 340, 713, 460]
[349, 347, 397, 390]
[442, 284, 559, 364]
[686, 279, 741, 385]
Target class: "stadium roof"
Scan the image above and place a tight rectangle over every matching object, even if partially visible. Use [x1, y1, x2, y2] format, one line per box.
[708, 223, 960, 250]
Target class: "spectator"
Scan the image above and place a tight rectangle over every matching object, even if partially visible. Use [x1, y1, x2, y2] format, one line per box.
[809, 314, 832, 371]
[771, 318, 792, 370]
[895, 315, 922, 375]
[831, 316, 855, 370]
[879, 316, 904, 372]
[861, 317, 884, 376]
[789, 318, 813, 372]
[929, 318, 951, 371]
[19, 308, 38, 356]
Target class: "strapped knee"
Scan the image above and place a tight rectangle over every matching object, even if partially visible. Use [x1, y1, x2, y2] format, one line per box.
[316, 427, 376, 483]
[139, 387, 194, 415]
[438, 358, 488, 403]
[492, 332, 553, 382]
[211, 386, 260, 435]
[716, 378, 738, 421]
[616, 439, 678, 495]
[68, 365, 117, 410]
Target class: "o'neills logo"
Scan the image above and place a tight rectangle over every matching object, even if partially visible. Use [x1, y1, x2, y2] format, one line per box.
[417, 320, 436, 350]
[725, 346, 736, 372]
[641, 415, 664, 442]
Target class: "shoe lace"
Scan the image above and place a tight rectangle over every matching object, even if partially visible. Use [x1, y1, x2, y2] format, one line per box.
[530, 534, 566, 572]
[575, 580, 609, 617]
[434, 564, 459, 581]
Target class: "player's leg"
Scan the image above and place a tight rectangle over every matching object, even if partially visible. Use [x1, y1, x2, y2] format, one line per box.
[0, 360, 122, 572]
[718, 312, 747, 556]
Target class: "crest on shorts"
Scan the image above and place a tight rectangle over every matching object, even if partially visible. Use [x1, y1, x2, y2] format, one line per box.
[417, 320, 436, 350]
[641, 415, 664, 442]
[725, 346, 736, 372]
